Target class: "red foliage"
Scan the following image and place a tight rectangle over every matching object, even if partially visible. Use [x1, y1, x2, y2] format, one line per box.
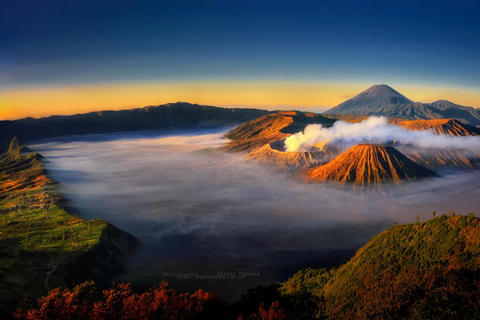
[237, 301, 287, 320]
[14, 281, 216, 320]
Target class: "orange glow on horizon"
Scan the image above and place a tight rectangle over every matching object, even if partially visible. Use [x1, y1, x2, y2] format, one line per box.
[1, 81, 480, 120]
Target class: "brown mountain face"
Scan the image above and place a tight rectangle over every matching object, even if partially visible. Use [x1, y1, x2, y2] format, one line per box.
[403, 148, 480, 169]
[394, 119, 480, 169]
[224, 111, 335, 152]
[225, 111, 480, 176]
[397, 119, 480, 136]
[245, 141, 335, 171]
[321, 115, 480, 137]
[306, 144, 435, 185]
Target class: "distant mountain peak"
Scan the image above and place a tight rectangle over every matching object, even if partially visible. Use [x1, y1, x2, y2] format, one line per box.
[325, 85, 414, 115]
[354, 84, 413, 101]
[324, 85, 480, 126]
[431, 99, 456, 105]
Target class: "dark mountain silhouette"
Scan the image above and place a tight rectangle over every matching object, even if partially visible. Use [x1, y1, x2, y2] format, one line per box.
[0, 102, 269, 152]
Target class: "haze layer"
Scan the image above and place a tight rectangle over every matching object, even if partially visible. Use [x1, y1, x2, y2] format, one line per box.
[29, 129, 480, 298]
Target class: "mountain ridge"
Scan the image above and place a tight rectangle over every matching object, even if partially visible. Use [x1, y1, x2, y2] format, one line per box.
[0, 102, 269, 153]
[398, 118, 480, 136]
[224, 111, 335, 152]
[325, 85, 480, 126]
[326, 84, 413, 115]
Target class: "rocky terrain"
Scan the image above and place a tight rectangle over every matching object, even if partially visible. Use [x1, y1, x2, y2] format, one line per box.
[225, 110, 480, 186]
[224, 111, 337, 170]
[397, 118, 480, 136]
[304, 144, 435, 186]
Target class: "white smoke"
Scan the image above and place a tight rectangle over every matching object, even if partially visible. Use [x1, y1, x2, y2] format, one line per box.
[284, 116, 480, 152]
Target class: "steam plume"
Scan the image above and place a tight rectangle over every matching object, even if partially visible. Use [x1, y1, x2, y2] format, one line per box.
[284, 116, 480, 152]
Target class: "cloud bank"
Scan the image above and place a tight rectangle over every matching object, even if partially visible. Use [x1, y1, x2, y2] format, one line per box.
[284, 116, 480, 152]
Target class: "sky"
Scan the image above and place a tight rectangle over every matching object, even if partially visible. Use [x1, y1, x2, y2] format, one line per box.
[1, 0, 480, 119]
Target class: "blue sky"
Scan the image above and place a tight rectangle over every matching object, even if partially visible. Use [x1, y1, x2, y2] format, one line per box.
[2, 0, 479, 87]
[1, 0, 480, 119]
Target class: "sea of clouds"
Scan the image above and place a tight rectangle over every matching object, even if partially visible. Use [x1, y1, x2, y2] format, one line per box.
[28, 128, 480, 299]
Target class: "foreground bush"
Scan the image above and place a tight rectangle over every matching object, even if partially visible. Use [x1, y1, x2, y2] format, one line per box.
[14, 281, 217, 320]
[14, 281, 287, 320]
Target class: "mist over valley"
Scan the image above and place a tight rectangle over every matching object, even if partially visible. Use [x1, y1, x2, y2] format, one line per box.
[28, 127, 480, 299]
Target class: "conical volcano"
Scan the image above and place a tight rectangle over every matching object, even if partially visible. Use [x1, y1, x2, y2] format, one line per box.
[306, 144, 435, 185]
[326, 84, 413, 115]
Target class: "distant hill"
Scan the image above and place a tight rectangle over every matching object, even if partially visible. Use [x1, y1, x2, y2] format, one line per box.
[322, 113, 407, 123]
[305, 144, 435, 186]
[0, 102, 269, 152]
[325, 85, 480, 127]
[281, 214, 480, 319]
[401, 147, 480, 170]
[323, 115, 480, 137]
[398, 118, 480, 136]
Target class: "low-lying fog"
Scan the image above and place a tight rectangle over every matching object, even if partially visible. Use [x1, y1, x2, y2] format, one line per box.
[29, 129, 480, 300]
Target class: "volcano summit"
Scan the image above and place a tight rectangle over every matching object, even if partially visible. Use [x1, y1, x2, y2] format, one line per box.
[326, 84, 413, 115]
[305, 144, 436, 186]
[325, 84, 480, 126]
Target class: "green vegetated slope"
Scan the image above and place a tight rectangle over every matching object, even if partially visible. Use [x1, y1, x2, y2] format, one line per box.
[0, 138, 140, 318]
[281, 214, 480, 319]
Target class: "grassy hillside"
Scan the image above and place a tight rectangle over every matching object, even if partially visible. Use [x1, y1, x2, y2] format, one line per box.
[16, 214, 480, 319]
[0, 138, 140, 319]
[281, 214, 480, 319]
